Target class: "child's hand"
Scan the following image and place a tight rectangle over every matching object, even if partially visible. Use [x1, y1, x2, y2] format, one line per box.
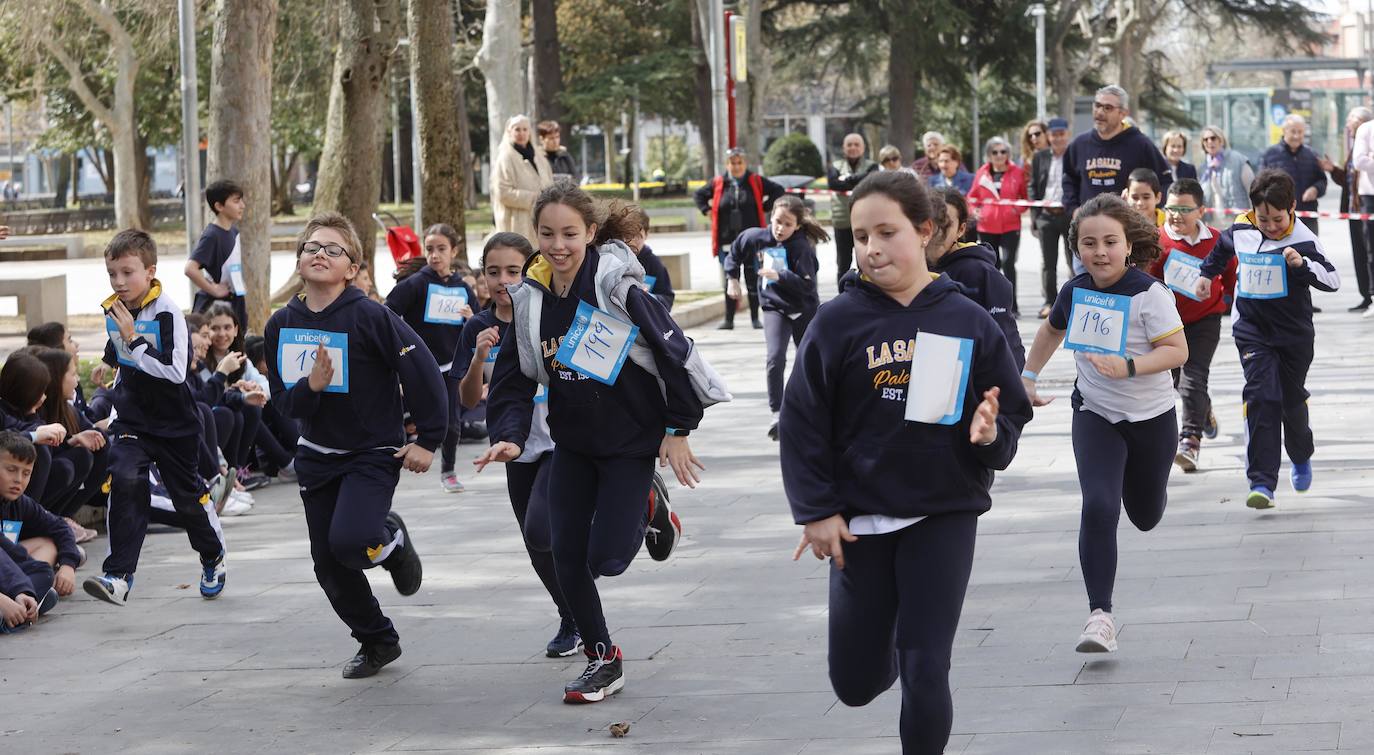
[91, 362, 114, 387]
[209, 281, 232, 299]
[34, 423, 68, 446]
[759, 267, 780, 281]
[1022, 377, 1054, 407]
[1193, 277, 1213, 300]
[659, 435, 705, 488]
[69, 429, 107, 451]
[1087, 354, 1130, 379]
[54, 565, 76, 596]
[307, 344, 334, 392]
[1282, 246, 1305, 268]
[969, 387, 1000, 445]
[217, 351, 247, 375]
[474, 326, 500, 362]
[17, 593, 38, 621]
[793, 514, 858, 569]
[726, 277, 743, 299]
[473, 441, 521, 472]
[242, 391, 268, 407]
[393, 443, 434, 473]
[459, 304, 474, 319]
[108, 300, 137, 342]
[0, 593, 26, 627]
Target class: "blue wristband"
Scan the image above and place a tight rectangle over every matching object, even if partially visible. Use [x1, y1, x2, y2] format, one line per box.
[1021, 369, 1039, 382]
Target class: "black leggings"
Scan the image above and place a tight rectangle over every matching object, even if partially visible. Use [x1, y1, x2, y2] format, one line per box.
[440, 374, 462, 474]
[834, 227, 855, 283]
[979, 230, 1021, 311]
[39, 444, 93, 518]
[548, 447, 653, 652]
[505, 454, 571, 621]
[719, 250, 760, 325]
[828, 512, 978, 755]
[1073, 408, 1176, 613]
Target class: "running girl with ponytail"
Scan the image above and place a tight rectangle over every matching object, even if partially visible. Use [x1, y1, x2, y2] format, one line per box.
[724, 194, 828, 440]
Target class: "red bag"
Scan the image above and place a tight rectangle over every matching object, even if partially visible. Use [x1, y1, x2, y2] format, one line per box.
[374, 211, 422, 264]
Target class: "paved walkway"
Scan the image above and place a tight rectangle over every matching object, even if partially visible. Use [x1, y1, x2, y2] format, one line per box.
[4, 213, 1374, 753]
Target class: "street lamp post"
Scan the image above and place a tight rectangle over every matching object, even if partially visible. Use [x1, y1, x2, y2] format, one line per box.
[1028, 3, 1047, 121]
[176, 0, 201, 254]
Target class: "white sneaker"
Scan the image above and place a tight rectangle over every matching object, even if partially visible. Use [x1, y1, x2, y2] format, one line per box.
[229, 489, 255, 504]
[1075, 609, 1118, 653]
[221, 496, 253, 517]
[1364, 307, 1374, 319]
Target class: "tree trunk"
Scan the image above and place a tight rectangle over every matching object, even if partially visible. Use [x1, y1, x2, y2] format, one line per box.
[134, 131, 152, 230]
[733, 0, 766, 160]
[530, 0, 563, 126]
[475, 0, 525, 178]
[1051, 38, 1076, 119]
[52, 153, 72, 208]
[886, 21, 917, 165]
[313, 0, 400, 272]
[271, 144, 297, 216]
[209, 0, 278, 334]
[689, 0, 715, 179]
[603, 126, 616, 183]
[408, 0, 466, 253]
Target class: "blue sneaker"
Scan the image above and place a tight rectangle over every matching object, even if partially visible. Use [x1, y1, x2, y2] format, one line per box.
[37, 587, 59, 616]
[84, 573, 132, 606]
[200, 551, 226, 599]
[546, 617, 582, 658]
[1246, 486, 1276, 510]
[1290, 461, 1313, 493]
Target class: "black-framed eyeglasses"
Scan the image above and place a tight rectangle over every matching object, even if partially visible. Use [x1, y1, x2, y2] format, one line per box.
[298, 241, 350, 259]
[1092, 101, 1120, 112]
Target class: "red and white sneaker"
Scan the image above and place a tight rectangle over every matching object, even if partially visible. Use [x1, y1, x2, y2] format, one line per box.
[564, 643, 624, 703]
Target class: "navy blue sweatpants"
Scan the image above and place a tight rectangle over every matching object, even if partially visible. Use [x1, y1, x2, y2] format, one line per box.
[548, 447, 653, 652]
[103, 429, 220, 577]
[1073, 408, 1176, 613]
[828, 512, 979, 755]
[504, 453, 571, 621]
[296, 448, 403, 647]
[1238, 340, 1315, 491]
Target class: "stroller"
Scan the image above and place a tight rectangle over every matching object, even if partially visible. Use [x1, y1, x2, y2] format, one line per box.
[372, 211, 423, 265]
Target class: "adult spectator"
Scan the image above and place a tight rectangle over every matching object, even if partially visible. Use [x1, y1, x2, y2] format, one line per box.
[877, 145, 904, 171]
[1030, 117, 1073, 318]
[1261, 114, 1326, 234]
[928, 145, 973, 194]
[912, 131, 945, 179]
[1062, 85, 1173, 216]
[1020, 119, 1049, 168]
[968, 136, 1028, 315]
[826, 133, 880, 283]
[1161, 130, 1198, 183]
[1197, 124, 1254, 223]
[1322, 106, 1374, 311]
[694, 147, 786, 329]
[491, 115, 552, 241]
[1351, 110, 1374, 319]
[537, 120, 578, 181]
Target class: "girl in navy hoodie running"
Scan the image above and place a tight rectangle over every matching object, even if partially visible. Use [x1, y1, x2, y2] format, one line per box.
[725, 194, 829, 440]
[781, 171, 1032, 754]
[1021, 194, 1188, 655]
[478, 180, 716, 704]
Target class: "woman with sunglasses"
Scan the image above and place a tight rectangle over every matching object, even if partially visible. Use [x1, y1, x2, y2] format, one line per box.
[1198, 125, 1254, 225]
[1020, 119, 1049, 169]
[968, 136, 1028, 315]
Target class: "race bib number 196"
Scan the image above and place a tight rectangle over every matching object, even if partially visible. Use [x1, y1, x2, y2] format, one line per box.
[278, 328, 349, 393]
[1064, 288, 1130, 356]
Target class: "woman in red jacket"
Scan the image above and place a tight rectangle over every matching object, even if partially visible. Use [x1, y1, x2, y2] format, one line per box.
[969, 136, 1028, 315]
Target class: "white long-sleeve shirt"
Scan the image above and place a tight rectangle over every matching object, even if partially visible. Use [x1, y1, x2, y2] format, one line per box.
[1351, 120, 1374, 196]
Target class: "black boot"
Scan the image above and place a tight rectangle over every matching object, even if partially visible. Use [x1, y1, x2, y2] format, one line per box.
[747, 289, 762, 329]
[717, 296, 736, 330]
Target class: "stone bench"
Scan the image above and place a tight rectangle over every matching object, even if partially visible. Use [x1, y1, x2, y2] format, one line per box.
[656, 248, 692, 291]
[0, 234, 84, 259]
[0, 275, 67, 329]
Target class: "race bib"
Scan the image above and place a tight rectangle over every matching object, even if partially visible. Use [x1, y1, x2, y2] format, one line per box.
[555, 301, 639, 385]
[1237, 253, 1288, 299]
[761, 246, 788, 286]
[424, 284, 469, 325]
[2, 519, 19, 544]
[1162, 254, 1204, 301]
[1064, 288, 1130, 356]
[642, 275, 657, 293]
[228, 263, 247, 296]
[904, 332, 973, 426]
[107, 317, 163, 368]
[277, 328, 349, 394]
[482, 344, 501, 381]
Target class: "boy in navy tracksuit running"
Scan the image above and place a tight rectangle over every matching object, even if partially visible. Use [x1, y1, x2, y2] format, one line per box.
[782, 172, 1031, 754]
[1195, 169, 1340, 509]
[385, 223, 476, 494]
[265, 212, 447, 679]
[84, 230, 226, 606]
[1, 432, 82, 597]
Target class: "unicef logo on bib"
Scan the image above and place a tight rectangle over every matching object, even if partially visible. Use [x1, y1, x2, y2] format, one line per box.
[1064, 288, 1130, 356]
[1162, 254, 1204, 301]
[554, 301, 639, 385]
[277, 328, 349, 393]
[1237, 252, 1288, 300]
[107, 317, 162, 368]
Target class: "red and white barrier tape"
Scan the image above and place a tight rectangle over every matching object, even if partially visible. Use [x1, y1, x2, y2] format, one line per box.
[786, 187, 1374, 221]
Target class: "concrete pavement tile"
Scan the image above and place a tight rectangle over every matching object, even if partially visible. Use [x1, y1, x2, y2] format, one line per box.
[1206, 722, 1341, 752]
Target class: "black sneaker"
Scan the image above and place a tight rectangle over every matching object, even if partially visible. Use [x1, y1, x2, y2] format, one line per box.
[239, 470, 271, 491]
[37, 587, 59, 616]
[644, 473, 681, 561]
[1203, 409, 1219, 440]
[716, 321, 734, 330]
[342, 642, 402, 679]
[381, 511, 422, 596]
[767, 422, 779, 441]
[546, 617, 582, 658]
[563, 643, 624, 703]
[1349, 299, 1372, 312]
[459, 420, 488, 441]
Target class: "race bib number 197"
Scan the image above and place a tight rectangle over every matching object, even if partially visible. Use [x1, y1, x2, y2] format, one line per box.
[1237, 252, 1288, 299]
[278, 328, 349, 393]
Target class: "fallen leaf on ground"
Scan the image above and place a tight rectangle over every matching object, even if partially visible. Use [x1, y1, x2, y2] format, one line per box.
[609, 722, 631, 738]
[176, 584, 191, 589]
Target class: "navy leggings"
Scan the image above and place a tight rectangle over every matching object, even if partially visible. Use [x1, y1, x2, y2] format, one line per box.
[440, 375, 463, 474]
[548, 447, 653, 652]
[1073, 408, 1177, 613]
[504, 454, 571, 621]
[828, 512, 979, 755]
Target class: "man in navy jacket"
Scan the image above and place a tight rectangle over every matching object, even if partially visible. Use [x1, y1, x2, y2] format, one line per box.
[1261, 114, 1327, 235]
[1062, 85, 1173, 216]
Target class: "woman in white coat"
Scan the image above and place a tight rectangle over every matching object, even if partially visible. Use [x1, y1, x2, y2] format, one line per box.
[492, 115, 553, 241]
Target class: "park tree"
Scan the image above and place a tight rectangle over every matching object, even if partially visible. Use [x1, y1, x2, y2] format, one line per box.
[313, 0, 401, 271]
[408, 0, 469, 245]
[208, 0, 277, 333]
[530, 0, 565, 126]
[475, 0, 524, 175]
[271, 0, 334, 216]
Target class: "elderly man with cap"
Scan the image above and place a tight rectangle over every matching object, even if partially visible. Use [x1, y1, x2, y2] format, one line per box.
[1029, 117, 1074, 318]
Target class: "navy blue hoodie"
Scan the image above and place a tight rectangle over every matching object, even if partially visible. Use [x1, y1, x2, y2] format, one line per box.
[487, 248, 704, 458]
[932, 241, 1026, 369]
[779, 275, 1032, 524]
[724, 226, 820, 317]
[636, 245, 676, 311]
[0, 535, 47, 599]
[385, 266, 476, 371]
[264, 285, 449, 453]
[1062, 125, 1173, 215]
[1, 493, 81, 569]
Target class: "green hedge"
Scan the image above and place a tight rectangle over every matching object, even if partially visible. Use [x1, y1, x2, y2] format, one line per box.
[763, 133, 823, 178]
